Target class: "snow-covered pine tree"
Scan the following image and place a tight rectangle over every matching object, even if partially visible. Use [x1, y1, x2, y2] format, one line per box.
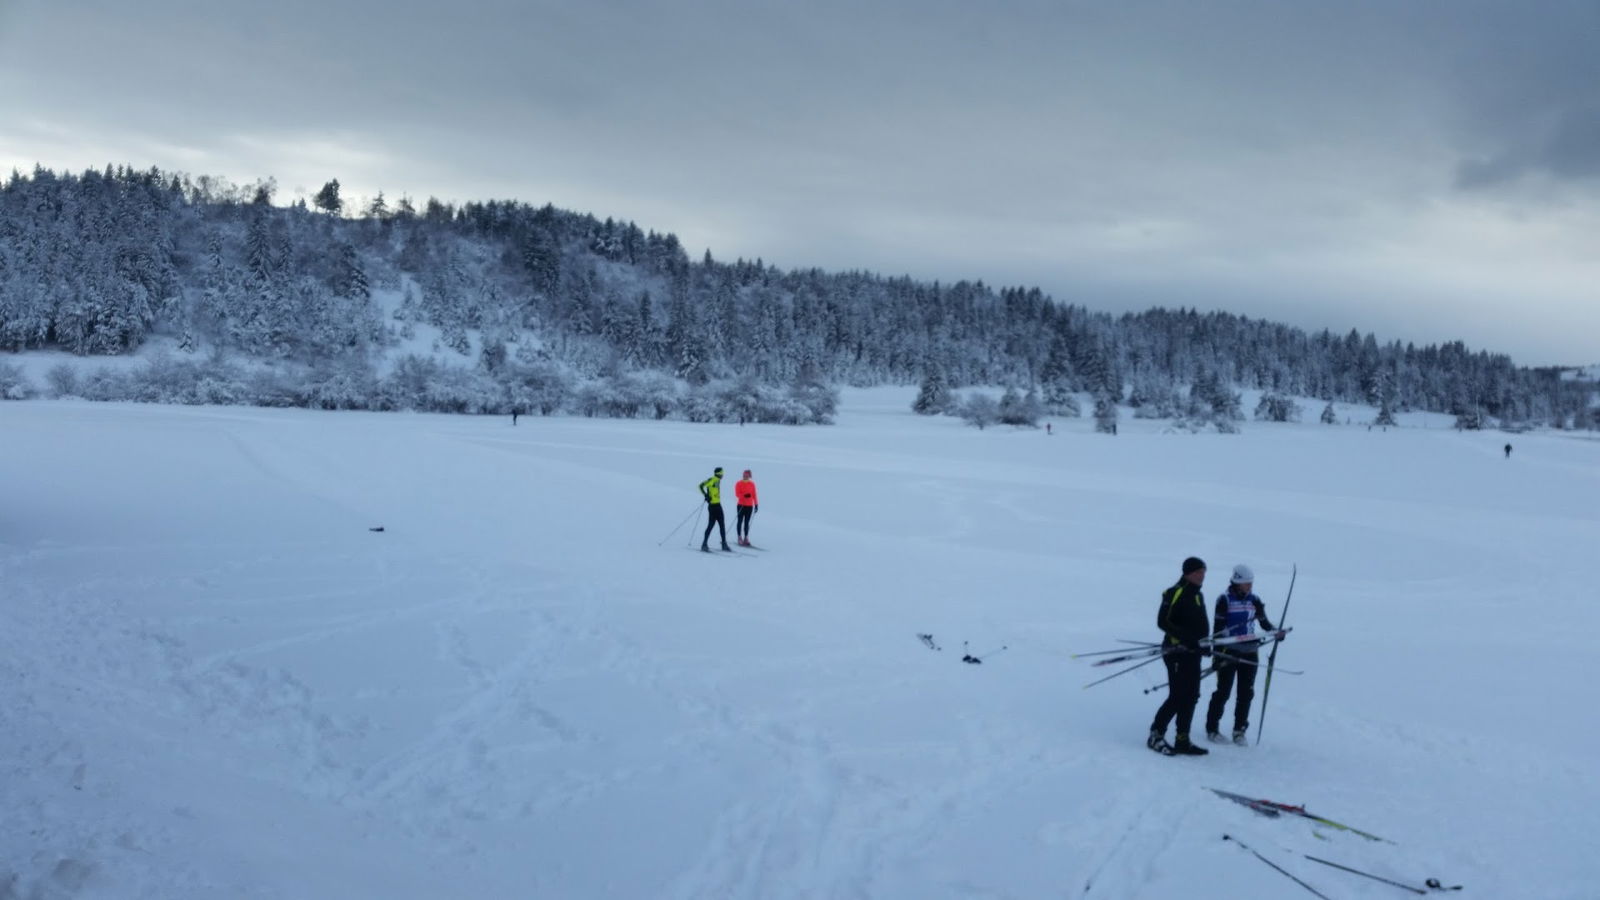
[913, 365, 952, 415]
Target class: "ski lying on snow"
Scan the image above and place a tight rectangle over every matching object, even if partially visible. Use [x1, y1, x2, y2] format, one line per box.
[1208, 788, 1390, 843]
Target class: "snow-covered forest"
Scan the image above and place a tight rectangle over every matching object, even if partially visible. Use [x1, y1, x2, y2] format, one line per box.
[0, 164, 1595, 428]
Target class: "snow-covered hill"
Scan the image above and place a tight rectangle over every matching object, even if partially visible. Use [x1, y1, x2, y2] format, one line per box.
[3, 391, 1596, 898]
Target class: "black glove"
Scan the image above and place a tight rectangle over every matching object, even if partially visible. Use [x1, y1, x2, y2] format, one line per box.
[1213, 650, 1232, 670]
[754, 505, 759, 513]
[1185, 640, 1209, 657]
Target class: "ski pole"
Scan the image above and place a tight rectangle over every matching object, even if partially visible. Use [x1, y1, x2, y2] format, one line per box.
[1303, 854, 1426, 895]
[1083, 649, 1167, 688]
[1222, 834, 1332, 900]
[1214, 649, 1304, 675]
[686, 507, 704, 548]
[1089, 647, 1165, 667]
[657, 502, 703, 546]
[1256, 563, 1296, 746]
[1072, 642, 1162, 659]
[1142, 661, 1220, 695]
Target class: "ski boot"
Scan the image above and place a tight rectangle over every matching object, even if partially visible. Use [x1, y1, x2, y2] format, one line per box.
[1233, 729, 1249, 746]
[1171, 733, 1210, 756]
[1206, 730, 1225, 743]
[1147, 730, 1174, 756]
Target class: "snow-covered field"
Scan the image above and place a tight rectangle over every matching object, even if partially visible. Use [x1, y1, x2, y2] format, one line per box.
[3, 390, 1597, 898]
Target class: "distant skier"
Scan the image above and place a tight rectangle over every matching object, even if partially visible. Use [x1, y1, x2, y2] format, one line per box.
[734, 469, 759, 546]
[1505, 443, 1512, 459]
[1204, 564, 1281, 745]
[1149, 557, 1211, 756]
[1046, 422, 1052, 435]
[699, 467, 730, 552]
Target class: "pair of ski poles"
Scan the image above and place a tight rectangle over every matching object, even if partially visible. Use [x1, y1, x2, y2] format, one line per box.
[1225, 834, 1462, 897]
[1138, 642, 1304, 695]
[657, 501, 703, 548]
[1074, 632, 1295, 690]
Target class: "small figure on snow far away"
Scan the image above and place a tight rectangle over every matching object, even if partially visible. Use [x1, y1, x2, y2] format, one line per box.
[1205, 564, 1281, 745]
[512, 407, 519, 426]
[1505, 443, 1512, 459]
[699, 467, 730, 552]
[1046, 422, 1052, 435]
[1149, 557, 1212, 756]
[734, 469, 759, 546]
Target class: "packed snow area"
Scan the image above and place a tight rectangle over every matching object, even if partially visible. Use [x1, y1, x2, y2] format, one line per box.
[3, 390, 1597, 899]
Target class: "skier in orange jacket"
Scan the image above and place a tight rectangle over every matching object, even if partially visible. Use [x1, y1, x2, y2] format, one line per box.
[734, 469, 759, 546]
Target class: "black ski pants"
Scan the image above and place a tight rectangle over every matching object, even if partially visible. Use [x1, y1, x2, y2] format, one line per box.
[735, 504, 753, 539]
[702, 503, 726, 547]
[1151, 649, 1202, 739]
[1205, 652, 1259, 733]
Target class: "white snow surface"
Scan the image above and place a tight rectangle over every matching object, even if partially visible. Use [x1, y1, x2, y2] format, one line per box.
[3, 390, 1597, 899]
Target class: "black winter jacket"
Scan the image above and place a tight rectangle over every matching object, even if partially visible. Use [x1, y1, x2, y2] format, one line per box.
[1157, 579, 1210, 651]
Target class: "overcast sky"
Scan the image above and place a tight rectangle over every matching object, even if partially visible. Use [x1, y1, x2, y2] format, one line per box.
[2, 0, 1597, 365]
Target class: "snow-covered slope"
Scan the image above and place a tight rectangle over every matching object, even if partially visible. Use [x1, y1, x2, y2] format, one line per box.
[3, 392, 1596, 898]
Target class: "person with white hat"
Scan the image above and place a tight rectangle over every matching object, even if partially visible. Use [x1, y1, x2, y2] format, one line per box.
[1204, 563, 1281, 744]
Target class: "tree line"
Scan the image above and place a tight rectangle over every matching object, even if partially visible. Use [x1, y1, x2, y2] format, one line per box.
[0, 164, 1593, 428]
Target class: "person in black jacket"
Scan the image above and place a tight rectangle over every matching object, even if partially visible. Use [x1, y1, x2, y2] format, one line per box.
[1148, 557, 1212, 756]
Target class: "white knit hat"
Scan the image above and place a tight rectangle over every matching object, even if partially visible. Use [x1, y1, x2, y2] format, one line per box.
[1230, 564, 1255, 585]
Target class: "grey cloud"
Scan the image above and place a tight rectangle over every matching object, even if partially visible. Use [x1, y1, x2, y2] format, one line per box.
[1465, 107, 1600, 187]
[2, 0, 1598, 364]
[1445, 1, 1600, 189]
[1456, 108, 1600, 188]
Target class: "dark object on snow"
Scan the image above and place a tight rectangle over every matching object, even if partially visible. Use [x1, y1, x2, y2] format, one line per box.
[961, 643, 1007, 664]
[1223, 835, 1332, 899]
[1303, 854, 1441, 895]
[1426, 878, 1464, 891]
[917, 633, 941, 651]
[1504, 443, 1512, 459]
[369, 526, 385, 532]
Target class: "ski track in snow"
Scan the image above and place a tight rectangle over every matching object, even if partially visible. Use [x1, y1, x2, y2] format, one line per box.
[3, 391, 1598, 898]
